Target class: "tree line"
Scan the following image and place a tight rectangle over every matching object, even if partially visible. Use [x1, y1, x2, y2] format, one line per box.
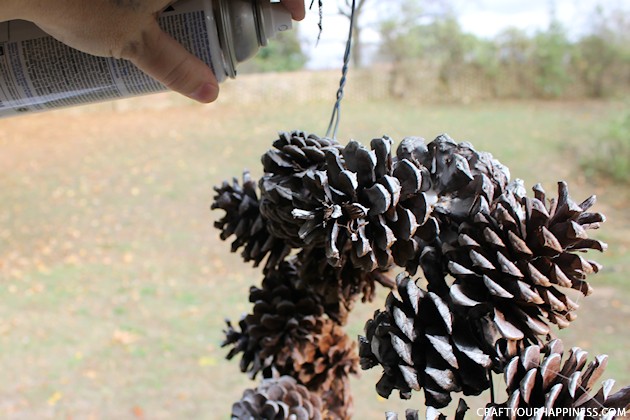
[374, 1, 629, 100]
[248, 1, 629, 101]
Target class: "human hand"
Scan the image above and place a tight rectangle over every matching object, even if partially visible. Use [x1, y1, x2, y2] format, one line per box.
[280, 0, 306, 21]
[9, 0, 305, 103]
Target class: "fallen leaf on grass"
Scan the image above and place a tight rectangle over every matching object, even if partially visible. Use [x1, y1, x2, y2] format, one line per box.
[132, 406, 144, 418]
[198, 356, 217, 367]
[47, 391, 62, 406]
[112, 329, 139, 346]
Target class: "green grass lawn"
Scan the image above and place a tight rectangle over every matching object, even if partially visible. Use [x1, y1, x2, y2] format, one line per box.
[0, 95, 628, 419]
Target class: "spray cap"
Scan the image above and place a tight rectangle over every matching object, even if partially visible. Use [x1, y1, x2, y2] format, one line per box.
[258, 1, 293, 46]
[216, 0, 293, 78]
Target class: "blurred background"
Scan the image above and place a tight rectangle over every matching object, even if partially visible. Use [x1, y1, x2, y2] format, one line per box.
[1, 0, 629, 418]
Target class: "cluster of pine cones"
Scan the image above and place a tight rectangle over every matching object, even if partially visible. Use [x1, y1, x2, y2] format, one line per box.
[212, 131, 629, 419]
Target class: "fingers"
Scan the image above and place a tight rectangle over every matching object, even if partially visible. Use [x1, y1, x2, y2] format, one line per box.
[125, 21, 219, 103]
[280, 0, 306, 20]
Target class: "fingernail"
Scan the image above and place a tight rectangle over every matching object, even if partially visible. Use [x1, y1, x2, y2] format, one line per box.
[189, 83, 218, 103]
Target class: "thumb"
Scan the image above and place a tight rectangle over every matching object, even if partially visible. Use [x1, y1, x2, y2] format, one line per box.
[125, 22, 219, 103]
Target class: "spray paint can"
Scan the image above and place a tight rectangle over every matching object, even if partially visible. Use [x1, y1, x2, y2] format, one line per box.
[0, 0, 292, 118]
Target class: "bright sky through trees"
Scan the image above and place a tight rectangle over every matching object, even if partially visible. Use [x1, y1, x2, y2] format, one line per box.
[300, 0, 625, 69]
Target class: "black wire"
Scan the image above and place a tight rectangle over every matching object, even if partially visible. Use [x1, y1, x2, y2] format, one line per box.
[310, 0, 324, 45]
[326, 0, 356, 139]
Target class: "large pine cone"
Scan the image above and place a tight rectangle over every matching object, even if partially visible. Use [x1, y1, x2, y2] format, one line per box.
[259, 131, 343, 248]
[485, 340, 630, 419]
[231, 376, 324, 420]
[385, 399, 469, 420]
[445, 181, 606, 356]
[212, 171, 290, 272]
[359, 274, 493, 408]
[222, 260, 326, 378]
[260, 134, 436, 272]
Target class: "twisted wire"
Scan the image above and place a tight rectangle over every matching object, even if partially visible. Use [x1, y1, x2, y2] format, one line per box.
[326, 0, 356, 139]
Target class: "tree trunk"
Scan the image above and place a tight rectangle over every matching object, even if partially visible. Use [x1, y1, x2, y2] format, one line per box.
[339, 0, 368, 68]
[352, 24, 362, 68]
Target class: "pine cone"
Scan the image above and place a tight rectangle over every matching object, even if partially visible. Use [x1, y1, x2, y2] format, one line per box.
[297, 247, 394, 325]
[226, 318, 357, 419]
[485, 339, 630, 419]
[212, 171, 290, 272]
[261, 130, 343, 176]
[359, 274, 493, 408]
[385, 399, 469, 420]
[231, 376, 324, 420]
[398, 134, 510, 221]
[239, 315, 357, 419]
[222, 259, 326, 378]
[259, 131, 343, 248]
[445, 181, 607, 355]
[261, 134, 437, 273]
[222, 259, 358, 419]
[292, 318, 358, 419]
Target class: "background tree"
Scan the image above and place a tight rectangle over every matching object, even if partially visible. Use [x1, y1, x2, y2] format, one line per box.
[489, 28, 535, 98]
[573, 4, 630, 98]
[532, 12, 571, 98]
[430, 16, 476, 97]
[466, 36, 500, 98]
[376, 0, 453, 97]
[338, 0, 370, 68]
[240, 28, 308, 73]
